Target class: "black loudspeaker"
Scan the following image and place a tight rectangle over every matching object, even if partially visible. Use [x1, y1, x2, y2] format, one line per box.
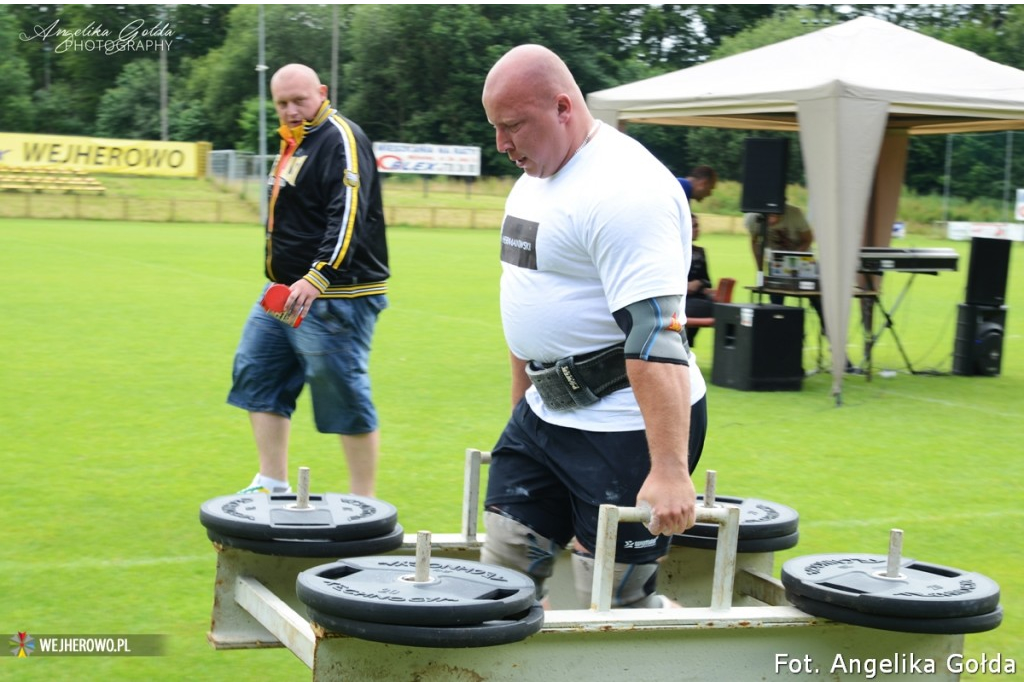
[740, 138, 789, 214]
[965, 237, 1011, 307]
[953, 304, 1006, 377]
[711, 304, 804, 391]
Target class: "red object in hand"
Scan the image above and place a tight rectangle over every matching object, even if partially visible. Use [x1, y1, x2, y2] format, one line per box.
[260, 283, 304, 328]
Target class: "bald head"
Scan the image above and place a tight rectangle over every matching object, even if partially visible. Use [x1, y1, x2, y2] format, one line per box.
[271, 64, 320, 91]
[482, 45, 595, 178]
[271, 63, 328, 128]
[484, 45, 585, 110]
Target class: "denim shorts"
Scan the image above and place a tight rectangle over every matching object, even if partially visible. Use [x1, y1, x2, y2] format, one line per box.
[484, 394, 707, 564]
[227, 286, 387, 435]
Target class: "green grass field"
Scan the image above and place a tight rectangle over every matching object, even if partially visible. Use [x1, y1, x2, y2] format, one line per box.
[1, 217, 1021, 681]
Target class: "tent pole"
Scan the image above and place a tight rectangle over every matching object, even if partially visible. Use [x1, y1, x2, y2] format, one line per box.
[942, 135, 953, 224]
[1003, 131, 1013, 221]
[756, 214, 768, 286]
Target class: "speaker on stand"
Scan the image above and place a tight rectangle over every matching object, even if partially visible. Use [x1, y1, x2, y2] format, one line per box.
[740, 138, 789, 214]
[952, 238, 1011, 377]
[964, 237, 1011, 307]
[741, 138, 790, 282]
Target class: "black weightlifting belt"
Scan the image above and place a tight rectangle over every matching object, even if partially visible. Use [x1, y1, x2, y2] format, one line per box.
[525, 344, 630, 411]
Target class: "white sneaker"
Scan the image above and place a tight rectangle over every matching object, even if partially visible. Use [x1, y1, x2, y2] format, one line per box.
[238, 474, 292, 495]
[656, 594, 683, 609]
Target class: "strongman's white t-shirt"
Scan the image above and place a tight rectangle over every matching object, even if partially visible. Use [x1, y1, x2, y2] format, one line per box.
[499, 123, 707, 431]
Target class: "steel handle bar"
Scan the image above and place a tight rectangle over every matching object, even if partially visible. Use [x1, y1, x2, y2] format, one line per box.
[592, 500, 741, 613]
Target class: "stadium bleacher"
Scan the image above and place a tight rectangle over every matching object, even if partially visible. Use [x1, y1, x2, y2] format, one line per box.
[0, 166, 106, 194]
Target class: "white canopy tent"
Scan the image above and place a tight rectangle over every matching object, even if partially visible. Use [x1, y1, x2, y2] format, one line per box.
[588, 16, 1024, 398]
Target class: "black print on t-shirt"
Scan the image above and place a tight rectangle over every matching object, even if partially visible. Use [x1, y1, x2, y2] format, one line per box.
[500, 215, 539, 270]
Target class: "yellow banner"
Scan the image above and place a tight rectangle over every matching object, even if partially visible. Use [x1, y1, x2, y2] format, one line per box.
[0, 133, 210, 178]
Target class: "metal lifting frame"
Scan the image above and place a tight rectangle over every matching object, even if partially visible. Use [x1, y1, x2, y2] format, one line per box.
[207, 448, 965, 682]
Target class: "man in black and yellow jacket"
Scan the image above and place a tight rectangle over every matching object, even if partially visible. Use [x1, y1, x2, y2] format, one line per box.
[228, 63, 389, 498]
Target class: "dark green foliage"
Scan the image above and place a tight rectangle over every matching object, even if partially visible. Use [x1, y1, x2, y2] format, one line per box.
[0, 7, 33, 131]
[2, 4, 1023, 199]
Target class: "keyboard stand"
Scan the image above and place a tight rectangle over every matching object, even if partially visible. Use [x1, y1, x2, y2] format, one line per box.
[863, 272, 919, 376]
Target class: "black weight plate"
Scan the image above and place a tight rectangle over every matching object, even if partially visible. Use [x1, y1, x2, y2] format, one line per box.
[297, 556, 536, 627]
[684, 495, 799, 540]
[781, 554, 1001, 619]
[206, 525, 404, 557]
[672, 529, 799, 553]
[199, 492, 397, 541]
[786, 591, 1003, 635]
[306, 602, 545, 648]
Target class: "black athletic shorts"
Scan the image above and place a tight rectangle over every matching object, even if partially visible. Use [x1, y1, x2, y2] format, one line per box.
[484, 394, 707, 565]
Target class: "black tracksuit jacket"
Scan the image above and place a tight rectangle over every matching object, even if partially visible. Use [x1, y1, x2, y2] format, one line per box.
[266, 100, 388, 298]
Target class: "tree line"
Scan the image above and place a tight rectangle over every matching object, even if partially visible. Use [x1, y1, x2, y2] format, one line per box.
[3, 4, 1023, 202]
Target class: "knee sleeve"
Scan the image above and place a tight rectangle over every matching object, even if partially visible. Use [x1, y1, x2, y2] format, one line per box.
[572, 552, 662, 608]
[481, 511, 561, 601]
